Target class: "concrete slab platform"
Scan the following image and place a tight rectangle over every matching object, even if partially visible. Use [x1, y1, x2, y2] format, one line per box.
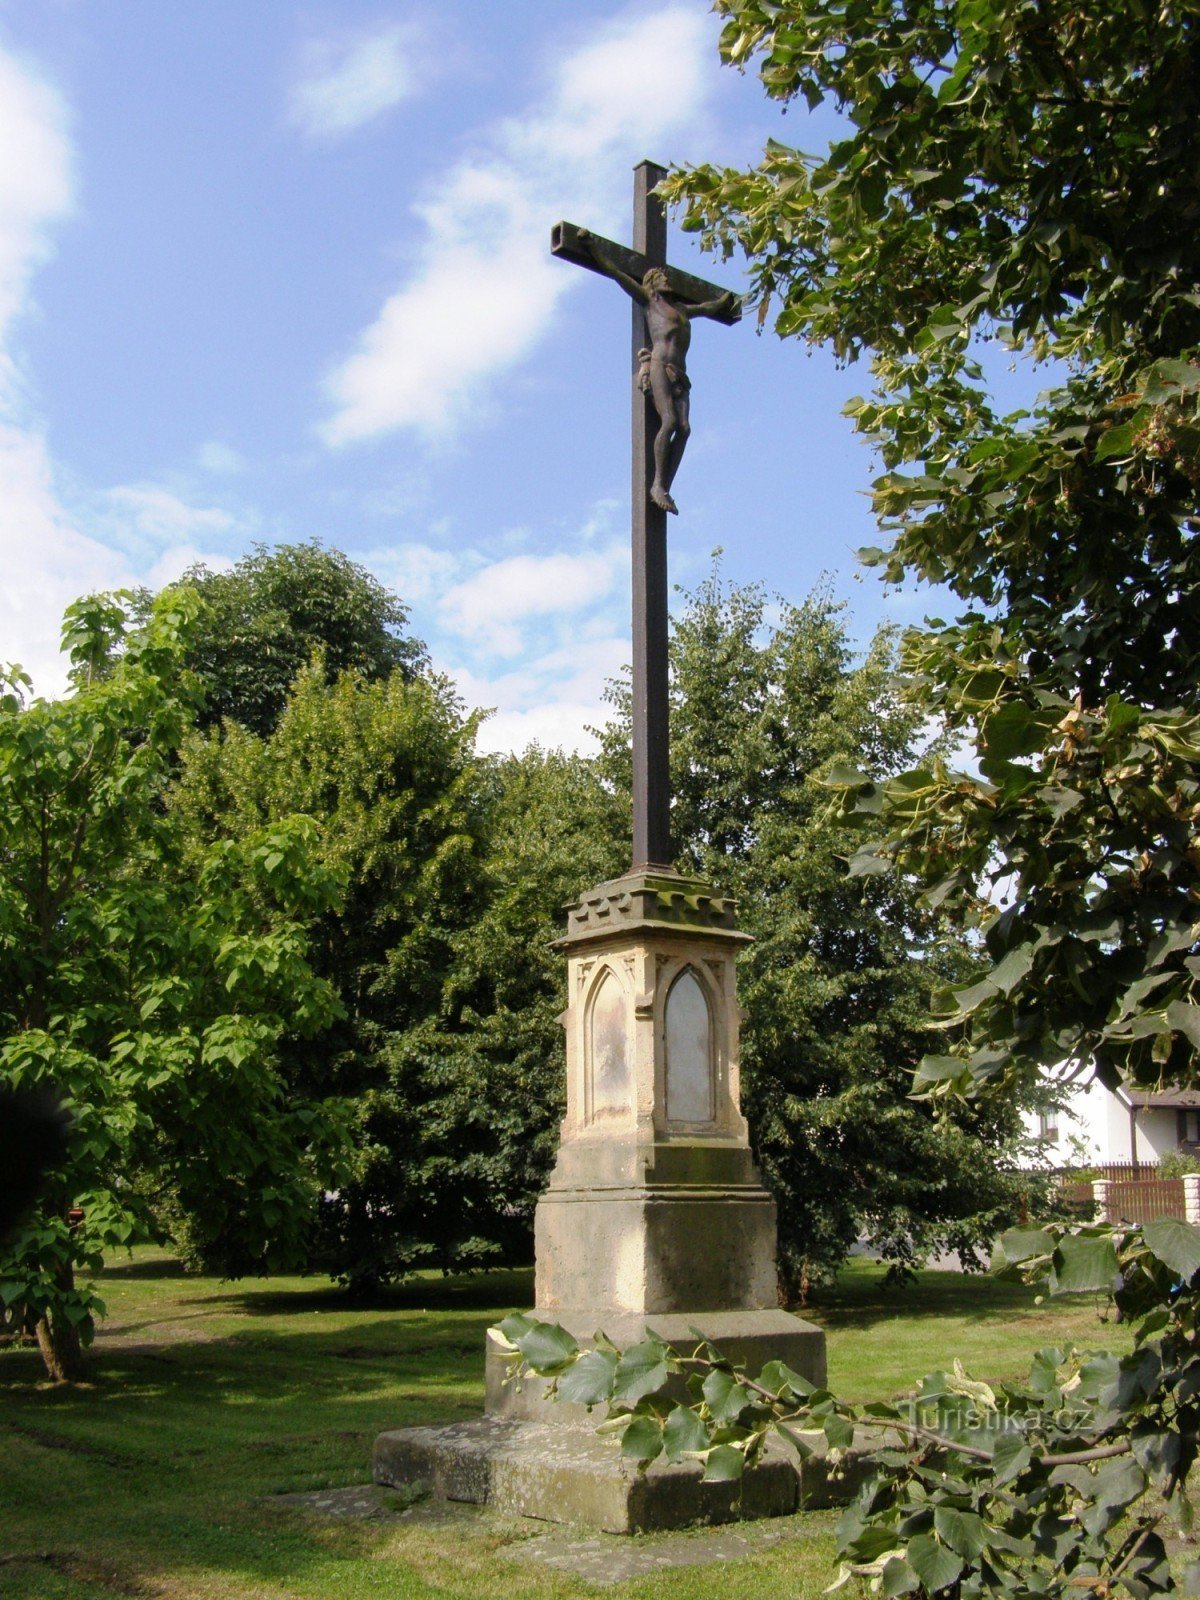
[373, 1412, 875, 1534]
[373, 1414, 801, 1534]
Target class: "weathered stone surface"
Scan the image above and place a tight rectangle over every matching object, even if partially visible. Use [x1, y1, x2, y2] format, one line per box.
[793, 1426, 883, 1510]
[373, 1416, 801, 1534]
[485, 1309, 827, 1427]
[534, 1185, 780, 1313]
[371, 869, 831, 1534]
[557, 869, 752, 949]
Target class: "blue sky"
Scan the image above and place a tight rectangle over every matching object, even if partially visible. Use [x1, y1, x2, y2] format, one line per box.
[0, 0, 938, 751]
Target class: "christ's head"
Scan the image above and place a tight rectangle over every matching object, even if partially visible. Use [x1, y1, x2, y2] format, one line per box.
[642, 266, 669, 294]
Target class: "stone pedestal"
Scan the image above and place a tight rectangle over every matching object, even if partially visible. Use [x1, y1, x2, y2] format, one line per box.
[374, 869, 827, 1532]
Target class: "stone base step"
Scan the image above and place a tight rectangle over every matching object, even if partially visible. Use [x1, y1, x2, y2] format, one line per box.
[374, 1415, 869, 1535]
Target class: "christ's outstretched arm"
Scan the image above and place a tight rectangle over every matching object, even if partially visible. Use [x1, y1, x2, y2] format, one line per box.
[577, 230, 647, 302]
[689, 291, 741, 322]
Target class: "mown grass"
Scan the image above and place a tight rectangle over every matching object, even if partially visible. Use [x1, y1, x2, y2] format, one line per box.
[0, 1251, 1132, 1600]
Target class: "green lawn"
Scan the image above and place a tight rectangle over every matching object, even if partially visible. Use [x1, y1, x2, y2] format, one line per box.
[0, 1252, 1131, 1600]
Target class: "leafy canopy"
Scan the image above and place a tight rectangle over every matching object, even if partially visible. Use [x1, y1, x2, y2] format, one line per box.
[180, 541, 426, 737]
[174, 656, 627, 1289]
[504, 1217, 1200, 1600]
[599, 570, 1028, 1286]
[668, 0, 1200, 1102]
[0, 591, 348, 1379]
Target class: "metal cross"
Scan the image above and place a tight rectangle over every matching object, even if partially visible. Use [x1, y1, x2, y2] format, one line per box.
[552, 160, 740, 871]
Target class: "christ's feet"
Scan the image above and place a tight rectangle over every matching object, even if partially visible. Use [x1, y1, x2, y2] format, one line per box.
[651, 485, 678, 514]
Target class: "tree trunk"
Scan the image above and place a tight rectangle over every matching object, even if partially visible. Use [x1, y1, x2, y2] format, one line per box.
[34, 1261, 87, 1382]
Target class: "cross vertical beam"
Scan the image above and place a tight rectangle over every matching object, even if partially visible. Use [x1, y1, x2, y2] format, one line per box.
[630, 160, 671, 871]
[551, 164, 738, 872]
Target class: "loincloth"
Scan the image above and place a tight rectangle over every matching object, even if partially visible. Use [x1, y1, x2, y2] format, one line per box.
[636, 347, 690, 395]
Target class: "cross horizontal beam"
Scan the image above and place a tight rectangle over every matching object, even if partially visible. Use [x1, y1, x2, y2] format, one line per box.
[550, 220, 741, 326]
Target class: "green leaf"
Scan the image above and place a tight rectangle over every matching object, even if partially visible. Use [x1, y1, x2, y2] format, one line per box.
[991, 1430, 1031, 1485]
[938, 978, 997, 1019]
[882, 1557, 919, 1597]
[514, 1320, 580, 1373]
[824, 1412, 856, 1450]
[1092, 1457, 1146, 1512]
[934, 1507, 986, 1560]
[1167, 1002, 1200, 1050]
[777, 1422, 817, 1458]
[620, 1413, 663, 1463]
[847, 845, 891, 877]
[988, 944, 1036, 995]
[702, 1444, 745, 1482]
[981, 702, 1048, 762]
[556, 1347, 618, 1406]
[759, 1358, 815, 1397]
[998, 1227, 1056, 1264]
[702, 1366, 753, 1423]
[906, 1534, 964, 1593]
[494, 1312, 535, 1347]
[1142, 1217, 1200, 1282]
[1094, 422, 1136, 461]
[913, 1055, 973, 1088]
[612, 1338, 671, 1405]
[662, 1404, 710, 1460]
[825, 762, 869, 789]
[1051, 1234, 1119, 1296]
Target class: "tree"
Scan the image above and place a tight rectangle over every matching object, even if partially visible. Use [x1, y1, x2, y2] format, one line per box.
[598, 571, 1028, 1287]
[367, 746, 626, 1284]
[180, 541, 426, 737]
[172, 656, 485, 1283]
[174, 658, 628, 1288]
[0, 593, 346, 1380]
[667, 0, 1200, 1107]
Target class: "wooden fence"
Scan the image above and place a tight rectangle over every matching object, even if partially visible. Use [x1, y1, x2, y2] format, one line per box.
[1094, 1161, 1161, 1181]
[1056, 1162, 1161, 1182]
[1102, 1177, 1186, 1223]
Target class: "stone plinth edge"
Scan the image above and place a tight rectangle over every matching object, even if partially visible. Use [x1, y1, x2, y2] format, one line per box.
[555, 869, 753, 951]
[373, 1416, 799, 1533]
[486, 1307, 827, 1427]
[372, 1413, 875, 1532]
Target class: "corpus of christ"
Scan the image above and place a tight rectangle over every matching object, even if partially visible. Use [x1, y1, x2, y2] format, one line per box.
[372, 161, 829, 1534]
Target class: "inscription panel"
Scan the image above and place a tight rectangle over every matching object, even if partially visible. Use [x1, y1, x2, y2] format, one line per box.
[665, 968, 713, 1124]
[589, 968, 631, 1121]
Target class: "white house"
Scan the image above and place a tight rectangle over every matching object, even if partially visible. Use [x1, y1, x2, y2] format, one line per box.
[1023, 1071, 1200, 1167]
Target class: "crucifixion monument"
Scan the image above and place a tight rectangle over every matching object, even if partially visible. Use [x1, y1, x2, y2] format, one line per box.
[374, 161, 826, 1535]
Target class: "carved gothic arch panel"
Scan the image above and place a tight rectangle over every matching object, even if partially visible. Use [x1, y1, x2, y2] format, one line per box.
[664, 964, 715, 1125]
[584, 962, 633, 1123]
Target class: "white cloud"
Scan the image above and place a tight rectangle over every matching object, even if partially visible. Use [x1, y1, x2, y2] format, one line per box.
[289, 23, 422, 140]
[319, 5, 714, 445]
[0, 46, 72, 367]
[0, 45, 116, 698]
[0, 424, 129, 694]
[0, 47, 241, 697]
[363, 539, 464, 605]
[144, 543, 235, 589]
[98, 476, 240, 553]
[197, 439, 244, 475]
[454, 633, 629, 756]
[440, 546, 622, 657]
[100, 483, 236, 547]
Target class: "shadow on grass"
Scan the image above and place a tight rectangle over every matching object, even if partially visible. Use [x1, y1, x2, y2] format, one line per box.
[100, 1253, 193, 1280]
[193, 1265, 536, 1318]
[802, 1265, 1064, 1332]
